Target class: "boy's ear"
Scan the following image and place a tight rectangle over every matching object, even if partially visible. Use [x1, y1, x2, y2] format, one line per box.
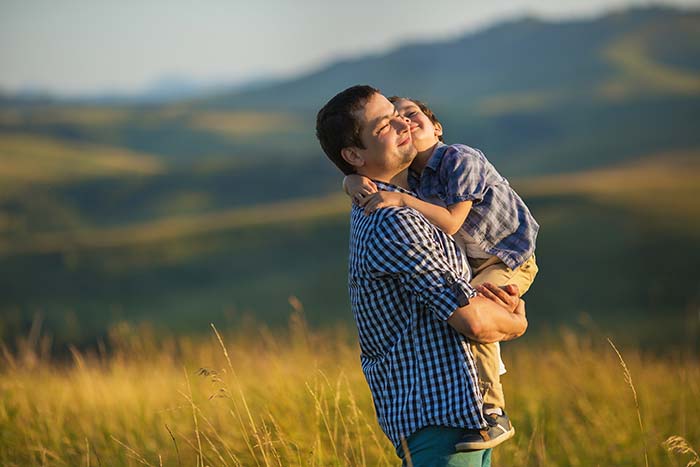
[434, 122, 443, 138]
[341, 147, 365, 169]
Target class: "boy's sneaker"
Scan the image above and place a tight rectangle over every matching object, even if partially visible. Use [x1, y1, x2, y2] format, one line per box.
[454, 410, 515, 451]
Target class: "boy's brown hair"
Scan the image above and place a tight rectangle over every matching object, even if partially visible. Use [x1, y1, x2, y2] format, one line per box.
[388, 96, 444, 142]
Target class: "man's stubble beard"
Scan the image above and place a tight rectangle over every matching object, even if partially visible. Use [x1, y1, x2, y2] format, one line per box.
[398, 144, 418, 170]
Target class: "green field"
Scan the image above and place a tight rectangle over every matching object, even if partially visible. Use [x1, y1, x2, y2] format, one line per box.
[1, 152, 698, 350]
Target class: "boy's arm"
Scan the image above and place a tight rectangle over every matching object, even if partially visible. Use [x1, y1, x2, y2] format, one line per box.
[342, 174, 378, 204]
[360, 191, 472, 235]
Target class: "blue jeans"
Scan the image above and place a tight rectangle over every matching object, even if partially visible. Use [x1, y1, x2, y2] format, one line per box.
[398, 426, 492, 467]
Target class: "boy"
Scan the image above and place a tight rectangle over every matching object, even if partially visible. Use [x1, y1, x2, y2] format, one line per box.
[344, 96, 539, 451]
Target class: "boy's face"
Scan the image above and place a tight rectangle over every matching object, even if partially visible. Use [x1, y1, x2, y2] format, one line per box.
[393, 98, 443, 153]
[342, 93, 416, 180]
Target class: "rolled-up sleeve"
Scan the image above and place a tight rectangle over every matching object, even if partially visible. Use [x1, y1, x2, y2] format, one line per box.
[366, 209, 475, 321]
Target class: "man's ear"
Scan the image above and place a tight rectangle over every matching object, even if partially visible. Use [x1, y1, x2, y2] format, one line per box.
[434, 122, 443, 138]
[341, 147, 365, 169]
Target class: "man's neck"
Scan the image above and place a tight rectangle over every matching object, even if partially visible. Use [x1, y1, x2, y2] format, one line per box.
[370, 169, 410, 190]
[410, 141, 440, 174]
[388, 169, 409, 189]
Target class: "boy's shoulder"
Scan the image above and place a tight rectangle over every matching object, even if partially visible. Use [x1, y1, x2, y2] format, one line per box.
[443, 143, 486, 160]
[435, 143, 489, 172]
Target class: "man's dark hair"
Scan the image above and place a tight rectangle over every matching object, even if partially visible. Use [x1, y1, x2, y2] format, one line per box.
[388, 96, 444, 142]
[316, 85, 380, 175]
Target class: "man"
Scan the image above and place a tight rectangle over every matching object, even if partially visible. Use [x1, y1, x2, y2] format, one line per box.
[316, 85, 528, 467]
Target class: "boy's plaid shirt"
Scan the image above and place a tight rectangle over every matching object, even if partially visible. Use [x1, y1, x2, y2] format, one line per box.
[409, 143, 539, 269]
[348, 181, 486, 450]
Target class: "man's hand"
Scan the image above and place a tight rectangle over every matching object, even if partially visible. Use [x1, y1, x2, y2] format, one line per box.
[504, 297, 527, 340]
[359, 191, 407, 215]
[475, 282, 520, 312]
[478, 282, 527, 340]
[344, 174, 378, 205]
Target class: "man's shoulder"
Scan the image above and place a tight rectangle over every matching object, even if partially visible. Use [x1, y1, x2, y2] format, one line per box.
[352, 204, 427, 225]
[351, 205, 432, 239]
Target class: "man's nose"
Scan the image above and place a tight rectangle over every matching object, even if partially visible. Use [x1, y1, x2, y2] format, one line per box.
[393, 116, 410, 132]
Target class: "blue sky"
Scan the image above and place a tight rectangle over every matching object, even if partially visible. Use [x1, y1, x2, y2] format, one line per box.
[2, 0, 699, 96]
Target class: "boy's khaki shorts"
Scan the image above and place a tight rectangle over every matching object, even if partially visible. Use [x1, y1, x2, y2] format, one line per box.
[469, 254, 538, 409]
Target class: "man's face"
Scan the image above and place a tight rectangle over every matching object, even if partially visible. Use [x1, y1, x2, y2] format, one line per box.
[393, 98, 443, 153]
[349, 93, 416, 179]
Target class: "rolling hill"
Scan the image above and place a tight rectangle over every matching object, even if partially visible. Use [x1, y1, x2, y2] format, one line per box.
[1, 6, 699, 348]
[195, 7, 700, 111]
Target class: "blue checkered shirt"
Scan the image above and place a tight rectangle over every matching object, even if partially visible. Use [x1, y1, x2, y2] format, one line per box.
[348, 181, 486, 450]
[409, 143, 539, 269]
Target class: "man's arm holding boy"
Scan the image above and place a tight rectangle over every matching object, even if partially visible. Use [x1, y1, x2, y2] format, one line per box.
[368, 207, 527, 343]
[449, 283, 526, 343]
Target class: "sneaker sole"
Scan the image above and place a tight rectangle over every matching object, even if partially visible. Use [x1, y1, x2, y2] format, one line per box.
[454, 426, 515, 451]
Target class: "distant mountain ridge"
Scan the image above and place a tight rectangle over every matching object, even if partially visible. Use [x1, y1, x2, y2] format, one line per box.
[1, 5, 698, 176]
[2, 6, 698, 111]
[0, 74, 283, 107]
[193, 6, 699, 112]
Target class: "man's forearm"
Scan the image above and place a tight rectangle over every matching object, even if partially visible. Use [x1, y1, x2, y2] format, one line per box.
[447, 296, 527, 343]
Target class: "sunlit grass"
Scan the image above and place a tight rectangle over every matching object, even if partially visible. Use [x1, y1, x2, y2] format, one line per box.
[0, 192, 349, 256]
[151, 191, 213, 217]
[0, 317, 698, 466]
[0, 108, 132, 127]
[0, 133, 163, 185]
[601, 19, 700, 98]
[0, 106, 301, 139]
[189, 111, 302, 139]
[516, 150, 700, 234]
[3, 148, 698, 256]
[477, 91, 563, 116]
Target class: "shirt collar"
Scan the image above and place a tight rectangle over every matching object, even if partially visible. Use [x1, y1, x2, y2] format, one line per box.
[373, 180, 415, 196]
[424, 142, 449, 172]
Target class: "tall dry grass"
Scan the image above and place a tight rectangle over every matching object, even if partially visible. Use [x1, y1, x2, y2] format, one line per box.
[0, 317, 698, 466]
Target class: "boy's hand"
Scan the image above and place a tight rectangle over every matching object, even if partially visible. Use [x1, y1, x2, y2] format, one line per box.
[344, 175, 378, 205]
[359, 191, 407, 215]
[475, 282, 520, 313]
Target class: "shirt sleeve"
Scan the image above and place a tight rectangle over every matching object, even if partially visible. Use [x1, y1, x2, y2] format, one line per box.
[366, 208, 476, 321]
[440, 145, 495, 206]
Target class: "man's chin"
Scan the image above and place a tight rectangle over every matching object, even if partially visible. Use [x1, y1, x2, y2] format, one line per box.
[403, 145, 418, 163]
[398, 153, 416, 172]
